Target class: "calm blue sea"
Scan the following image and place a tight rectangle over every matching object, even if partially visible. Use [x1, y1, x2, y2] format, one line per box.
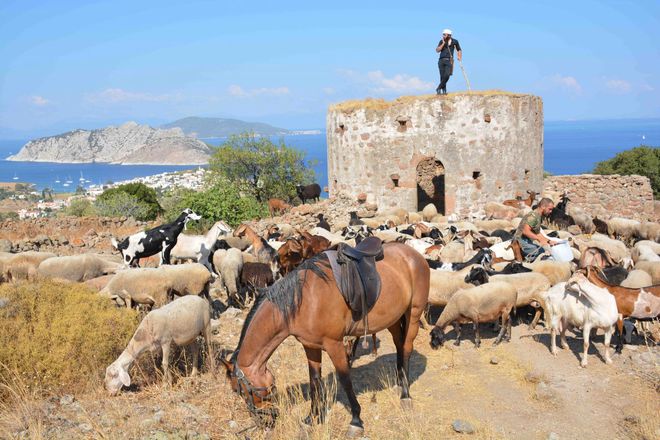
[1, 118, 658, 192]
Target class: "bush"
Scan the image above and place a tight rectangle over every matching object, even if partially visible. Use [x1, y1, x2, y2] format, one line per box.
[62, 198, 96, 217]
[592, 146, 660, 198]
[96, 183, 163, 220]
[163, 181, 267, 227]
[0, 281, 139, 394]
[209, 132, 315, 202]
[95, 191, 151, 220]
[0, 212, 19, 221]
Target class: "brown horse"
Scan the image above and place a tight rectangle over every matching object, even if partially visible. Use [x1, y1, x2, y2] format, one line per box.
[221, 242, 430, 436]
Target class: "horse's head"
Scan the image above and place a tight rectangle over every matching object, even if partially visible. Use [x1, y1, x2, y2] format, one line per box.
[221, 352, 278, 425]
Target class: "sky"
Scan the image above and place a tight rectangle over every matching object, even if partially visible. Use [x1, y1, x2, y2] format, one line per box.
[0, 0, 658, 137]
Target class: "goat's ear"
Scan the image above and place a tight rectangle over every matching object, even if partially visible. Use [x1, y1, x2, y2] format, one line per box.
[118, 368, 131, 387]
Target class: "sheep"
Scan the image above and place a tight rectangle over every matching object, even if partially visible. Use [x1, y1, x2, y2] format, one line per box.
[408, 212, 423, 223]
[84, 274, 115, 292]
[428, 266, 475, 307]
[485, 202, 519, 221]
[422, 203, 438, 221]
[240, 262, 274, 296]
[634, 240, 660, 254]
[620, 269, 653, 289]
[296, 183, 321, 204]
[638, 221, 660, 242]
[567, 206, 595, 234]
[212, 248, 243, 301]
[2, 251, 57, 282]
[573, 234, 630, 263]
[489, 240, 515, 260]
[308, 227, 346, 246]
[439, 241, 465, 263]
[631, 245, 660, 264]
[634, 261, 660, 284]
[593, 217, 608, 234]
[170, 220, 232, 271]
[607, 217, 641, 243]
[474, 219, 514, 234]
[105, 295, 211, 395]
[464, 266, 551, 328]
[100, 263, 213, 308]
[429, 281, 517, 348]
[37, 254, 122, 282]
[541, 273, 618, 367]
[524, 260, 572, 285]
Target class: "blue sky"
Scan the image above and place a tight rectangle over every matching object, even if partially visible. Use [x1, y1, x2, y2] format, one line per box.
[0, 0, 658, 137]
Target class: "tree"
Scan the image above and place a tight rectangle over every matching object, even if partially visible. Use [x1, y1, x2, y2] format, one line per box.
[63, 198, 96, 217]
[592, 146, 660, 198]
[41, 187, 54, 202]
[95, 192, 151, 220]
[96, 182, 162, 220]
[209, 132, 315, 202]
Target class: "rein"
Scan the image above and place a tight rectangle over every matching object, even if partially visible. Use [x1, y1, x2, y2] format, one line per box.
[232, 360, 278, 423]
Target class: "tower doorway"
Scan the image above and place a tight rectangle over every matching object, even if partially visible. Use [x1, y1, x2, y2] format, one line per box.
[416, 158, 445, 214]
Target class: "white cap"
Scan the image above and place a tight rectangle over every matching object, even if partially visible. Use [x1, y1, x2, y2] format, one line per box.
[443, 28, 452, 35]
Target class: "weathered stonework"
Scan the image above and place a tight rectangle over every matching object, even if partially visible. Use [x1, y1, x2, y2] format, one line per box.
[326, 93, 544, 218]
[544, 174, 655, 221]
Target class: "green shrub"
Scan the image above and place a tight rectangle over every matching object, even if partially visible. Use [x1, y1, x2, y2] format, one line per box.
[0, 281, 139, 394]
[62, 198, 96, 217]
[96, 182, 163, 220]
[0, 212, 19, 221]
[592, 146, 660, 198]
[94, 191, 151, 220]
[163, 182, 267, 227]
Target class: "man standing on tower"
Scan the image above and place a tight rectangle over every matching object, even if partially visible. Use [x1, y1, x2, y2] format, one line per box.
[436, 29, 462, 95]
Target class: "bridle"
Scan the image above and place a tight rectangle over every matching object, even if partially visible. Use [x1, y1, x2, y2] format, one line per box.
[231, 360, 278, 423]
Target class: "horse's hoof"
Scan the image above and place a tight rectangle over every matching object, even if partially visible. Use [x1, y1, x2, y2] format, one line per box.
[400, 398, 413, 410]
[346, 424, 364, 438]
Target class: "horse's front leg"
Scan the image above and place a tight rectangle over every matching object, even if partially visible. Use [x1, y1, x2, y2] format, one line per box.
[325, 341, 363, 437]
[303, 347, 326, 424]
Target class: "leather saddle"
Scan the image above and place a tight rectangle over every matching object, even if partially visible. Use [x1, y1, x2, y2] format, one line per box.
[325, 236, 384, 323]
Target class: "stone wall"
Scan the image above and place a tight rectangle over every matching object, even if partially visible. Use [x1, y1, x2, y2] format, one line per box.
[543, 174, 655, 221]
[326, 92, 544, 218]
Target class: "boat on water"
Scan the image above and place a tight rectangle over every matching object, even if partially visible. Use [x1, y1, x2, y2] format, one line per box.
[12, 173, 18, 180]
[79, 171, 85, 182]
[55, 176, 61, 183]
[65, 176, 73, 184]
[62, 182, 70, 187]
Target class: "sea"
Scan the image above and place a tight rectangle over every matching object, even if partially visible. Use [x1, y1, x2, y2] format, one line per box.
[0, 118, 658, 192]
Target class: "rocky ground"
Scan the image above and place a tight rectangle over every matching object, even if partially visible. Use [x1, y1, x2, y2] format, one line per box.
[3, 296, 658, 440]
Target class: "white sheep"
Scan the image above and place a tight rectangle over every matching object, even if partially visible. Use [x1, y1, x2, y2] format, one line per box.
[429, 281, 518, 348]
[638, 221, 660, 242]
[631, 245, 660, 264]
[422, 204, 438, 221]
[573, 233, 630, 263]
[100, 263, 213, 308]
[37, 253, 122, 282]
[170, 220, 232, 271]
[438, 241, 466, 263]
[620, 269, 653, 288]
[2, 251, 56, 282]
[428, 266, 475, 307]
[524, 260, 572, 285]
[489, 240, 515, 260]
[212, 248, 244, 300]
[474, 219, 513, 233]
[567, 206, 595, 234]
[541, 273, 618, 367]
[634, 261, 660, 284]
[634, 240, 660, 254]
[105, 295, 212, 395]
[485, 202, 519, 221]
[607, 217, 641, 242]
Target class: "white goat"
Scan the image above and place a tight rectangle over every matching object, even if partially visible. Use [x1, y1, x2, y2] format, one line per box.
[541, 273, 618, 367]
[170, 220, 232, 271]
[105, 295, 212, 395]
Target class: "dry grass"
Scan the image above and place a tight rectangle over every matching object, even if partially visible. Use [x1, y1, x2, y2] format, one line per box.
[329, 90, 526, 113]
[0, 280, 140, 395]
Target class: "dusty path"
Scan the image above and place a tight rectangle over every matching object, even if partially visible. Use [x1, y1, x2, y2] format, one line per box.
[4, 310, 659, 439]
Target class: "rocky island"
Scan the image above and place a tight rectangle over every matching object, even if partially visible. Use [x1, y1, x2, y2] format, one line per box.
[7, 122, 212, 165]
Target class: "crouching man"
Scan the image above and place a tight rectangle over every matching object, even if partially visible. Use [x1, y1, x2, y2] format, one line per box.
[513, 198, 558, 261]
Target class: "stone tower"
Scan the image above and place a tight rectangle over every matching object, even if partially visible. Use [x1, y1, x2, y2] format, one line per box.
[326, 92, 544, 218]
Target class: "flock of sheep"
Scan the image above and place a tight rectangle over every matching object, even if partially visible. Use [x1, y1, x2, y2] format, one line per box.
[1, 191, 659, 397]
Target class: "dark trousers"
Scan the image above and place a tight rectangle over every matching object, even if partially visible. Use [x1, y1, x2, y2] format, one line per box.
[436, 58, 453, 94]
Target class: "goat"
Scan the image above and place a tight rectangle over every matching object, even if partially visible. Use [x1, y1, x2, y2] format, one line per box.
[170, 220, 232, 271]
[426, 248, 493, 272]
[316, 213, 331, 231]
[349, 211, 365, 226]
[548, 193, 575, 230]
[111, 208, 201, 267]
[267, 198, 291, 217]
[296, 183, 321, 204]
[234, 223, 278, 268]
[541, 273, 618, 367]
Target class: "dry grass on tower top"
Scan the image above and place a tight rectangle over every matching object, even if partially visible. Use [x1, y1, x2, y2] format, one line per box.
[329, 90, 527, 113]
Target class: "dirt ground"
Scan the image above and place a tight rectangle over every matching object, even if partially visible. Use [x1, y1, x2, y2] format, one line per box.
[4, 300, 658, 440]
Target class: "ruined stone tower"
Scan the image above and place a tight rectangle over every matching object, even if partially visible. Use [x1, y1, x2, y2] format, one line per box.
[326, 92, 544, 218]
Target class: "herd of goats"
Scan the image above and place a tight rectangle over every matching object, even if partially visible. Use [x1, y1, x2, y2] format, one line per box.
[1, 190, 659, 423]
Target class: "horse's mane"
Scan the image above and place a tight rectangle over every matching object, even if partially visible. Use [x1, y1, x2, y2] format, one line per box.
[231, 253, 331, 362]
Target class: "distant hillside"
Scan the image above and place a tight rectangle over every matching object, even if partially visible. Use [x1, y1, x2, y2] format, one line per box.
[7, 122, 212, 165]
[161, 117, 290, 138]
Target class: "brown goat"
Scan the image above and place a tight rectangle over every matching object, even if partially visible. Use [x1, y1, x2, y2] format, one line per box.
[267, 198, 291, 217]
[234, 223, 277, 265]
[298, 230, 331, 259]
[277, 238, 305, 275]
[523, 190, 537, 207]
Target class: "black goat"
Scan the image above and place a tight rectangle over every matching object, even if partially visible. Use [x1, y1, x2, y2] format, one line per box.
[316, 213, 331, 231]
[463, 263, 531, 286]
[548, 194, 575, 230]
[296, 183, 321, 204]
[490, 229, 514, 242]
[348, 211, 365, 226]
[426, 249, 493, 272]
[593, 217, 609, 235]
